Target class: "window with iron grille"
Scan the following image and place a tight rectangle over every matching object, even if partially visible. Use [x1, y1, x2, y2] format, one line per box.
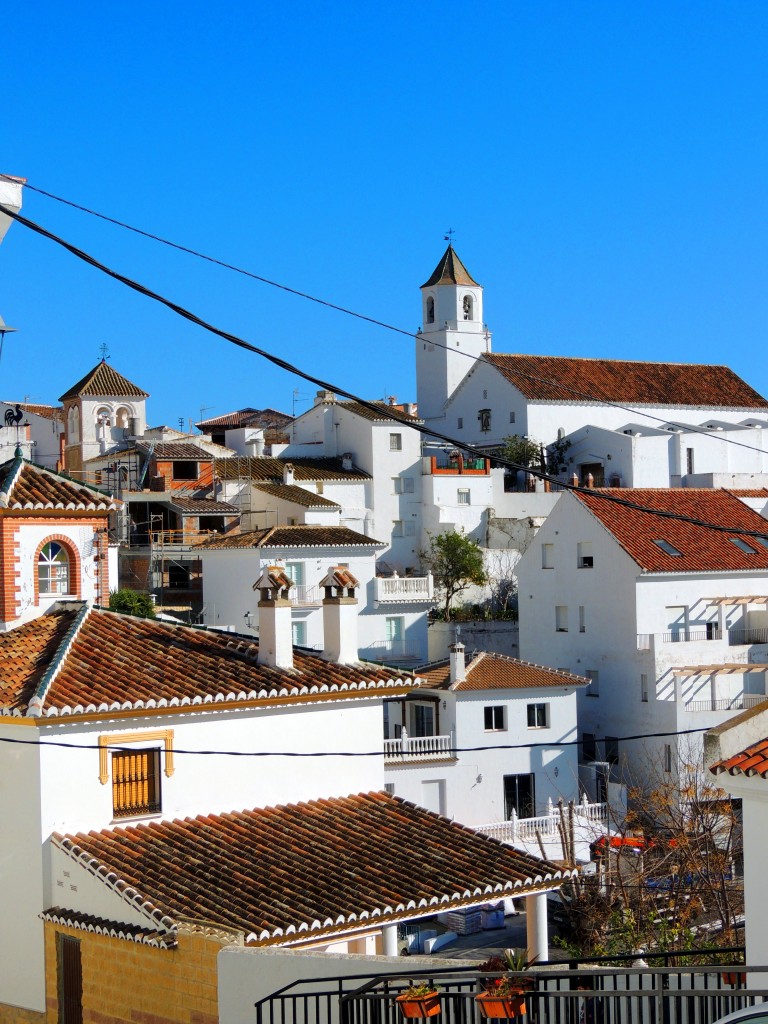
[112, 748, 161, 818]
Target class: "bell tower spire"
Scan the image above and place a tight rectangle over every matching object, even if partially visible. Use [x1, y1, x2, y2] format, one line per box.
[416, 243, 489, 424]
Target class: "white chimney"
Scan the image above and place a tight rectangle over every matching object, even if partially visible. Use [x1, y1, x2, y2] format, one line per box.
[449, 641, 465, 684]
[253, 566, 294, 669]
[341, 452, 354, 471]
[320, 566, 359, 665]
[283, 462, 295, 486]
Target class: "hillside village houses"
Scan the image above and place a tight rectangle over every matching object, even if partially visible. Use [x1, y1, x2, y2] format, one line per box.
[517, 487, 768, 790]
[4, 177, 768, 1020]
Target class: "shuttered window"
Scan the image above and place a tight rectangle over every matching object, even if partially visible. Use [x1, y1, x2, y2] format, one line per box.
[112, 748, 161, 818]
[57, 934, 82, 1024]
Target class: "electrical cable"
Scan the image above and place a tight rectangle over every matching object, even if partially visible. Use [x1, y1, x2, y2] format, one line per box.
[3, 201, 768, 542]
[4, 174, 768, 457]
[0, 723, 713, 757]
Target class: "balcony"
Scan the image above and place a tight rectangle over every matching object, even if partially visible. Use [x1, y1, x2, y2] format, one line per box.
[290, 585, 321, 606]
[426, 454, 490, 475]
[360, 639, 421, 665]
[475, 798, 608, 844]
[685, 694, 768, 713]
[384, 731, 454, 762]
[729, 627, 768, 646]
[375, 574, 434, 603]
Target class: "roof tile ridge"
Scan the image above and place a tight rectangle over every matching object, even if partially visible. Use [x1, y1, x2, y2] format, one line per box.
[26, 603, 92, 717]
[52, 833, 177, 933]
[39, 907, 177, 949]
[0, 450, 25, 506]
[510, 655, 589, 682]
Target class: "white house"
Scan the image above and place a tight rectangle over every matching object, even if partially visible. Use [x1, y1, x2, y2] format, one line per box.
[382, 642, 607, 861]
[706, 704, 768, 975]
[416, 244, 768, 456]
[517, 487, 768, 785]
[198, 523, 430, 663]
[0, 453, 118, 631]
[0, 402, 64, 470]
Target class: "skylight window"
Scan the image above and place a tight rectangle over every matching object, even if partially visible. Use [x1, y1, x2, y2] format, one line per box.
[653, 539, 683, 557]
[754, 537, 768, 550]
[731, 538, 758, 554]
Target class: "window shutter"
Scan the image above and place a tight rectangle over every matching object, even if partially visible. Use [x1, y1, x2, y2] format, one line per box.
[58, 934, 83, 1024]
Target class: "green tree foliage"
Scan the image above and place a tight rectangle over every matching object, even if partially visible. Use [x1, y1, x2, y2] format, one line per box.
[108, 589, 157, 619]
[498, 434, 572, 476]
[421, 530, 487, 620]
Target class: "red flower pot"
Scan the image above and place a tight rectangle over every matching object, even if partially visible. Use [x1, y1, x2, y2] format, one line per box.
[476, 992, 527, 1018]
[721, 972, 746, 987]
[396, 992, 442, 1018]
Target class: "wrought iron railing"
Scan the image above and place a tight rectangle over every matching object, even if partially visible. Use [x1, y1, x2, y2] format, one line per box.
[729, 627, 768, 646]
[255, 955, 762, 1024]
[685, 694, 768, 713]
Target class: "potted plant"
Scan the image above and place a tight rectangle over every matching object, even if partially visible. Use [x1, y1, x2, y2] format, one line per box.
[475, 951, 535, 1019]
[395, 983, 442, 1019]
[721, 971, 747, 986]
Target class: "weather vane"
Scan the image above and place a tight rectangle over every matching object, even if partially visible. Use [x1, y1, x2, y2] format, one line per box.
[99, 343, 110, 361]
[444, 228, 456, 244]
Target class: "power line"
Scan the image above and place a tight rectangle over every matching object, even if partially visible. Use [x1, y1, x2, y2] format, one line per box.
[0, 724, 713, 757]
[5, 174, 768, 457]
[3, 201, 768, 541]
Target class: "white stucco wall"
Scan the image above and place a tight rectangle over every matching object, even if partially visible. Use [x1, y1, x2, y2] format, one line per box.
[0, 722, 46, 1013]
[34, 699, 388, 838]
[384, 687, 580, 825]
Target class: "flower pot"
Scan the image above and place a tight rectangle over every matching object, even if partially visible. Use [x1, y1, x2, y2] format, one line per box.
[721, 972, 746, 987]
[396, 992, 441, 1018]
[475, 992, 527, 1019]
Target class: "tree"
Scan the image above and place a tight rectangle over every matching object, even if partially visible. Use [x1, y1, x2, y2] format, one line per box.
[421, 530, 487, 620]
[554, 744, 742, 958]
[497, 434, 543, 470]
[109, 589, 156, 619]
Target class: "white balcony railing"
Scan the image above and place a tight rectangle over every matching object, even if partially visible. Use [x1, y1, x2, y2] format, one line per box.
[375, 575, 434, 603]
[474, 797, 608, 844]
[384, 730, 454, 762]
[361, 639, 421, 664]
[290, 585, 321, 606]
[685, 694, 768, 713]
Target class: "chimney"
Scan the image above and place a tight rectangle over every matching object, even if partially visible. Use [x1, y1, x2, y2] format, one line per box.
[283, 462, 295, 486]
[341, 452, 354, 471]
[449, 641, 465, 684]
[253, 566, 294, 669]
[314, 390, 336, 405]
[320, 566, 359, 664]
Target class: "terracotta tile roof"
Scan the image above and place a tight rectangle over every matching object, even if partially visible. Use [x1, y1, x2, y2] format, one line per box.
[53, 792, 574, 943]
[196, 407, 292, 431]
[198, 525, 384, 550]
[341, 401, 422, 424]
[483, 353, 768, 408]
[728, 489, 768, 498]
[168, 497, 240, 514]
[711, 738, 768, 778]
[0, 457, 117, 511]
[421, 245, 480, 288]
[136, 442, 211, 461]
[59, 360, 149, 401]
[574, 488, 768, 572]
[416, 653, 588, 691]
[2, 402, 64, 422]
[40, 908, 177, 948]
[252, 483, 340, 508]
[0, 605, 414, 718]
[214, 456, 370, 482]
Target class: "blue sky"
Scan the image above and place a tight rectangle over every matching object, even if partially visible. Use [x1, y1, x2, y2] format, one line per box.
[3, 2, 768, 429]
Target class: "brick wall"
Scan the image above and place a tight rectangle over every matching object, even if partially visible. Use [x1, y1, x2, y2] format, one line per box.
[31, 923, 225, 1024]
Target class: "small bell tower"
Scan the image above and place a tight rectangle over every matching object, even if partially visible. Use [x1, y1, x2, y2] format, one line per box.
[416, 244, 489, 423]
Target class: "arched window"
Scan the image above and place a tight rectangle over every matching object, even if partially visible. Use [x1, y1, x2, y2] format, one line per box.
[38, 542, 70, 595]
[463, 295, 473, 321]
[426, 296, 435, 324]
[95, 406, 111, 427]
[67, 406, 80, 443]
[115, 406, 131, 429]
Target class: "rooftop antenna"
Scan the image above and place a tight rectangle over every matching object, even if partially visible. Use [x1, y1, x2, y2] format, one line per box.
[199, 405, 213, 426]
[0, 315, 17, 367]
[444, 228, 456, 244]
[178, 417, 185, 432]
[292, 388, 311, 417]
[99, 342, 110, 361]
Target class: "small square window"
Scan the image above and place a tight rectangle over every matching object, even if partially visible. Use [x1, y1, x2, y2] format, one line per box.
[555, 606, 568, 632]
[457, 488, 470, 505]
[172, 461, 198, 481]
[458, 417, 463, 429]
[393, 477, 415, 494]
[509, 411, 516, 424]
[541, 543, 554, 569]
[389, 433, 402, 451]
[527, 703, 549, 729]
[484, 706, 505, 731]
[577, 542, 593, 568]
[384, 782, 395, 795]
